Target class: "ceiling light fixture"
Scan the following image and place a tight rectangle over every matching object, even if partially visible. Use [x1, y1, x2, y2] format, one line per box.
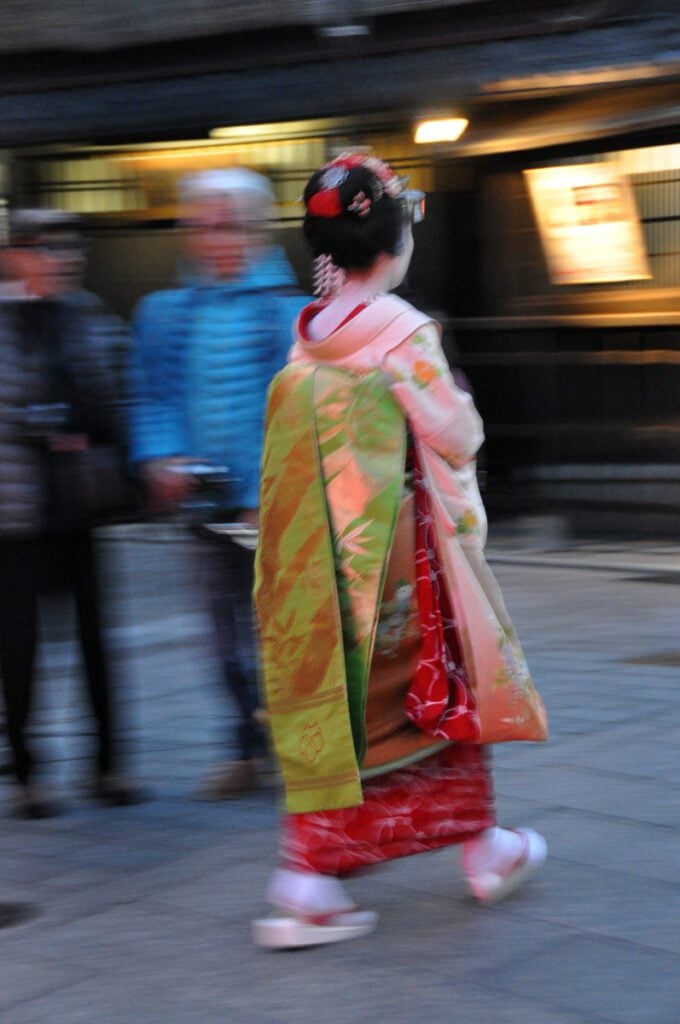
[414, 117, 469, 144]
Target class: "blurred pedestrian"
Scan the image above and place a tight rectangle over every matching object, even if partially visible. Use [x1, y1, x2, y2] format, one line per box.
[130, 169, 306, 799]
[252, 153, 548, 948]
[0, 209, 142, 818]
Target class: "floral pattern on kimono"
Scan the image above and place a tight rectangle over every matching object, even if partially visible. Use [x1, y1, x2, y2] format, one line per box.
[282, 744, 495, 876]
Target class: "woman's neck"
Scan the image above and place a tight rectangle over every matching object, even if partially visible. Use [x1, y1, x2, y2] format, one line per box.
[343, 256, 393, 300]
[306, 258, 392, 340]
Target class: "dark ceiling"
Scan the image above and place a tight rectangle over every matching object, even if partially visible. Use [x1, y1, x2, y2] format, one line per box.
[1, 1, 678, 147]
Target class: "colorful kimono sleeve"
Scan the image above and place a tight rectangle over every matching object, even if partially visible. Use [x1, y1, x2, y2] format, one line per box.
[384, 323, 484, 468]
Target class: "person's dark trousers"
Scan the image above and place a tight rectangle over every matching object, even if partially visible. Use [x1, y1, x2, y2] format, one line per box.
[50, 530, 115, 777]
[0, 531, 116, 785]
[201, 535, 266, 761]
[0, 539, 41, 784]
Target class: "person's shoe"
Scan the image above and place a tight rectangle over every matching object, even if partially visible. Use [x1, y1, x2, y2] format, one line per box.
[86, 774, 147, 807]
[195, 759, 262, 801]
[253, 867, 377, 949]
[252, 909, 378, 949]
[7, 783, 62, 820]
[464, 828, 547, 904]
[0, 902, 37, 929]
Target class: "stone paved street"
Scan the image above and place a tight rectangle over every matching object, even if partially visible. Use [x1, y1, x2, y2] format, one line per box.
[1, 530, 679, 1024]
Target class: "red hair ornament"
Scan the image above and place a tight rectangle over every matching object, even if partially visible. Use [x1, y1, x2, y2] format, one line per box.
[306, 188, 344, 219]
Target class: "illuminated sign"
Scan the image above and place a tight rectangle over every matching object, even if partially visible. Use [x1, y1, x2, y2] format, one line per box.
[525, 163, 650, 285]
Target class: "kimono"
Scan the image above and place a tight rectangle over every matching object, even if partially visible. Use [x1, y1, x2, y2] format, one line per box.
[254, 294, 546, 875]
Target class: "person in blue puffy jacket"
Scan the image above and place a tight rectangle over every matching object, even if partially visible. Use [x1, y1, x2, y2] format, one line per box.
[130, 168, 306, 798]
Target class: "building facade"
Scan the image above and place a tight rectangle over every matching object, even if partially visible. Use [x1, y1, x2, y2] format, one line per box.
[2, 0, 679, 531]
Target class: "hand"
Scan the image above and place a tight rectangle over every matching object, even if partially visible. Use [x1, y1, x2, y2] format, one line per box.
[235, 507, 259, 529]
[48, 433, 89, 453]
[142, 457, 194, 508]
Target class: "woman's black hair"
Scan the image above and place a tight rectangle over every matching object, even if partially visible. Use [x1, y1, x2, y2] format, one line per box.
[303, 164, 404, 271]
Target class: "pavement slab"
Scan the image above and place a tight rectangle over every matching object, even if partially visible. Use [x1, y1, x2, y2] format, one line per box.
[469, 932, 680, 1024]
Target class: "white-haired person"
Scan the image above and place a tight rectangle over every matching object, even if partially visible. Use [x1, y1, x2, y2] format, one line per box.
[130, 168, 306, 798]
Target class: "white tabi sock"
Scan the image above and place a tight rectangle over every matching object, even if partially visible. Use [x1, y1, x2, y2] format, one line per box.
[462, 826, 524, 877]
[267, 868, 355, 917]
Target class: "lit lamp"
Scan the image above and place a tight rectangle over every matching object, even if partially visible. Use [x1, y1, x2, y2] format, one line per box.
[414, 117, 469, 144]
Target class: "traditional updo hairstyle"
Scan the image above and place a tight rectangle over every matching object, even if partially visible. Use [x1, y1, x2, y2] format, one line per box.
[303, 153, 406, 273]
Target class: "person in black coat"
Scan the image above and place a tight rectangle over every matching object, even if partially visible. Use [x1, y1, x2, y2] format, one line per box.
[0, 209, 142, 817]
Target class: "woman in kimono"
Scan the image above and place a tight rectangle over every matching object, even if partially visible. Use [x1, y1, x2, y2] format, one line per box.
[253, 152, 547, 949]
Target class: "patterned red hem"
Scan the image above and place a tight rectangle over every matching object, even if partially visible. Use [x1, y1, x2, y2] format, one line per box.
[282, 744, 495, 876]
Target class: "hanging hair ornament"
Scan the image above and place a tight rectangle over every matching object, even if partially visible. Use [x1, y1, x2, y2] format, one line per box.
[313, 253, 345, 298]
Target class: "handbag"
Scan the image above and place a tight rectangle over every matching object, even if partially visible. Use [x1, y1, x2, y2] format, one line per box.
[47, 443, 141, 530]
[22, 300, 142, 531]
